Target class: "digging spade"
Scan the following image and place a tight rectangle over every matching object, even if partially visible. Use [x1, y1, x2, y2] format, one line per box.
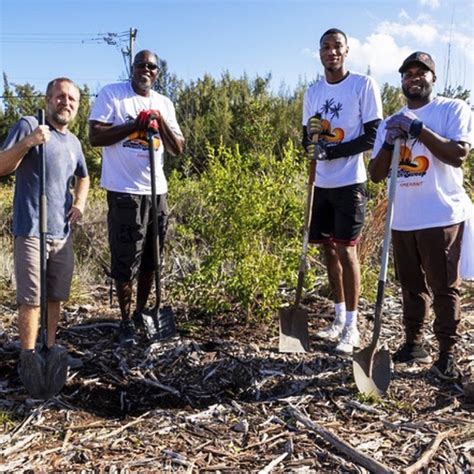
[352, 139, 401, 397]
[278, 126, 324, 352]
[139, 129, 176, 341]
[18, 109, 68, 399]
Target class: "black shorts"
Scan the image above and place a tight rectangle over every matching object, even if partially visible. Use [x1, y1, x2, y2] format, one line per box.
[309, 183, 367, 246]
[107, 191, 168, 281]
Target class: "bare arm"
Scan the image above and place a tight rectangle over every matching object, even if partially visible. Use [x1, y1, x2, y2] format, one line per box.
[89, 120, 137, 147]
[158, 116, 185, 156]
[0, 126, 50, 176]
[417, 126, 469, 168]
[368, 145, 393, 183]
[68, 175, 90, 224]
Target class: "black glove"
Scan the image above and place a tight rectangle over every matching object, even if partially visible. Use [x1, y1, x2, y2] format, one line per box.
[307, 141, 337, 161]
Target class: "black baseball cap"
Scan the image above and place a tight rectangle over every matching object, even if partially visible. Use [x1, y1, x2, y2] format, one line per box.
[399, 51, 436, 74]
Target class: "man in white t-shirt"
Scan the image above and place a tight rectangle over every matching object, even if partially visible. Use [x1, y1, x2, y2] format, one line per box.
[89, 50, 184, 347]
[302, 28, 383, 354]
[370, 51, 472, 381]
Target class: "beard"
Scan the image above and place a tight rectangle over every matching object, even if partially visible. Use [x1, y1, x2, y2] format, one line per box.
[402, 83, 432, 101]
[52, 110, 71, 125]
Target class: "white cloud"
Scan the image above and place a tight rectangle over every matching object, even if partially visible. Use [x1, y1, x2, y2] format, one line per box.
[419, 0, 441, 9]
[347, 34, 412, 77]
[376, 20, 439, 44]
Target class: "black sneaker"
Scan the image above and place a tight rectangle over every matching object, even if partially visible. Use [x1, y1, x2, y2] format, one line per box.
[431, 352, 460, 381]
[131, 310, 143, 328]
[393, 343, 432, 364]
[118, 320, 137, 347]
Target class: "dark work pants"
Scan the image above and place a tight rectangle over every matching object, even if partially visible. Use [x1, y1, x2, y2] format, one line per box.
[392, 223, 464, 353]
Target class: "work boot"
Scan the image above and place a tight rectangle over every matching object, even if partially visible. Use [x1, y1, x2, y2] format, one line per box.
[431, 352, 460, 381]
[335, 324, 360, 354]
[393, 343, 432, 364]
[316, 313, 345, 341]
[118, 320, 137, 348]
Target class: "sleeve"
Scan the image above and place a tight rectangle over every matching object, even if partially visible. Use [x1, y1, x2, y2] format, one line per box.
[89, 85, 115, 124]
[302, 88, 313, 127]
[163, 97, 184, 138]
[359, 76, 383, 124]
[1, 117, 37, 150]
[444, 99, 473, 147]
[371, 119, 389, 159]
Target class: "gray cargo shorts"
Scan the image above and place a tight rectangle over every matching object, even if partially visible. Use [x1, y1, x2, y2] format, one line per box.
[14, 235, 74, 305]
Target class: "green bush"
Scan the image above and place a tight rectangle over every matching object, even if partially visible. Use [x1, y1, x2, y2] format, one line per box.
[167, 141, 319, 320]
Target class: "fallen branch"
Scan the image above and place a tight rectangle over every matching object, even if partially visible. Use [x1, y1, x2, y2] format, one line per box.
[258, 452, 288, 474]
[403, 430, 453, 474]
[289, 406, 394, 474]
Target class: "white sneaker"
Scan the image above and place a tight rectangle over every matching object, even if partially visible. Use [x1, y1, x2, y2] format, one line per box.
[335, 324, 360, 354]
[316, 314, 345, 341]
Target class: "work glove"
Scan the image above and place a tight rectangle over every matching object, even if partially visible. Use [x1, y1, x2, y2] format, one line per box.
[385, 110, 423, 138]
[307, 114, 323, 140]
[381, 126, 407, 151]
[307, 141, 337, 161]
[135, 109, 161, 133]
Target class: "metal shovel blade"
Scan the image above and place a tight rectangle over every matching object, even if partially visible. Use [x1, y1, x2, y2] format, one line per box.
[141, 305, 177, 341]
[278, 305, 310, 353]
[353, 346, 391, 396]
[18, 345, 68, 399]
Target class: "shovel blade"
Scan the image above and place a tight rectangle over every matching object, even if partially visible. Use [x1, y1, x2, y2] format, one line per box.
[353, 346, 391, 396]
[18, 345, 68, 399]
[278, 306, 310, 353]
[141, 305, 177, 341]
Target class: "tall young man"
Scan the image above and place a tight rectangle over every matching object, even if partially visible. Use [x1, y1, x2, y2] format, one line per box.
[302, 28, 383, 354]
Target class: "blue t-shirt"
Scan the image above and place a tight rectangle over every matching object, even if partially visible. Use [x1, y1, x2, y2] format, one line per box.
[1, 116, 88, 239]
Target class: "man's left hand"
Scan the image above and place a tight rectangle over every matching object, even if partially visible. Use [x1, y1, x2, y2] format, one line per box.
[386, 110, 423, 138]
[68, 205, 83, 224]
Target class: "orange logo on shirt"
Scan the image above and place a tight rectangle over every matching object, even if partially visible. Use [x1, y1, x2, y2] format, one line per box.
[398, 144, 429, 177]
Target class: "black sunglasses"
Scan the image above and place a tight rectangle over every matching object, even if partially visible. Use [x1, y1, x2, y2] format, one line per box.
[134, 61, 158, 71]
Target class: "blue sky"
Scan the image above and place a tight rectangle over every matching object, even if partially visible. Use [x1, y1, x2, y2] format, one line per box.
[0, 0, 473, 100]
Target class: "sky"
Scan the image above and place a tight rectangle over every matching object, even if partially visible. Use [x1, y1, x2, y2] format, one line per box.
[0, 0, 473, 101]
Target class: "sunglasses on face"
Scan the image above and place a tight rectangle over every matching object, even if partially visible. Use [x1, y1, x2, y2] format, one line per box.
[134, 61, 158, 71]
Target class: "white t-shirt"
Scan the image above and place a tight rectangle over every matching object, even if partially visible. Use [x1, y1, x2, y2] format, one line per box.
[302, 72, 383, 188]
[89, 82, 183, 194]
[372, 96, 473, 231]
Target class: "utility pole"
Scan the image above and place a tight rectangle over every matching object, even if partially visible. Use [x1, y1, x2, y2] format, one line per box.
[124, 28, 138, 78]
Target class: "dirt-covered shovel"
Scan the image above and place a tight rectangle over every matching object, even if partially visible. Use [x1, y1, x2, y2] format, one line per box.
[353, 139, 401, 397]
[18, 109, 68, 399]
[140, 129, 176, 341]
[278, 138, 319, 353]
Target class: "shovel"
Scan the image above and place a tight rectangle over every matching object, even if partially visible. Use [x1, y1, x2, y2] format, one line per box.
[140, 129, 176, 341]
[18, 109, 68, 399]
[352, 139, 401, 396]
[278, 138, 320, 352]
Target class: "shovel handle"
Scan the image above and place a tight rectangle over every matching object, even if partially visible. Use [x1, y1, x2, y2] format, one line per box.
[38, 108, 49, 347]
[147, 131, 162, 312]
[371, 139, 401, 346]
[294, 136, 319, 307]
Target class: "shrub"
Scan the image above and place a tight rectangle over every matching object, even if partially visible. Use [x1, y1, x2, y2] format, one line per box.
[167, 141, 320, 320]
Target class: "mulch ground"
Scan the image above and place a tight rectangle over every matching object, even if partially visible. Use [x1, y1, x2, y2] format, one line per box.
[0, 285, 473, 472]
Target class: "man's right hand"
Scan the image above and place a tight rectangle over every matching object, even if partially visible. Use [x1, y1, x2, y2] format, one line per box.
[307, 115, 323, 139]
[27, 125, 51, 148]
[136, 110, 161, 132]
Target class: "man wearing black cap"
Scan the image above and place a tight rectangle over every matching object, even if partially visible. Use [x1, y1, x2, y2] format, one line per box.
[369, 51, 473, 381]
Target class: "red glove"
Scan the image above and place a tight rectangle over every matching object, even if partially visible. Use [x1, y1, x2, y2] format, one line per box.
[135, 109, 161, 132]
